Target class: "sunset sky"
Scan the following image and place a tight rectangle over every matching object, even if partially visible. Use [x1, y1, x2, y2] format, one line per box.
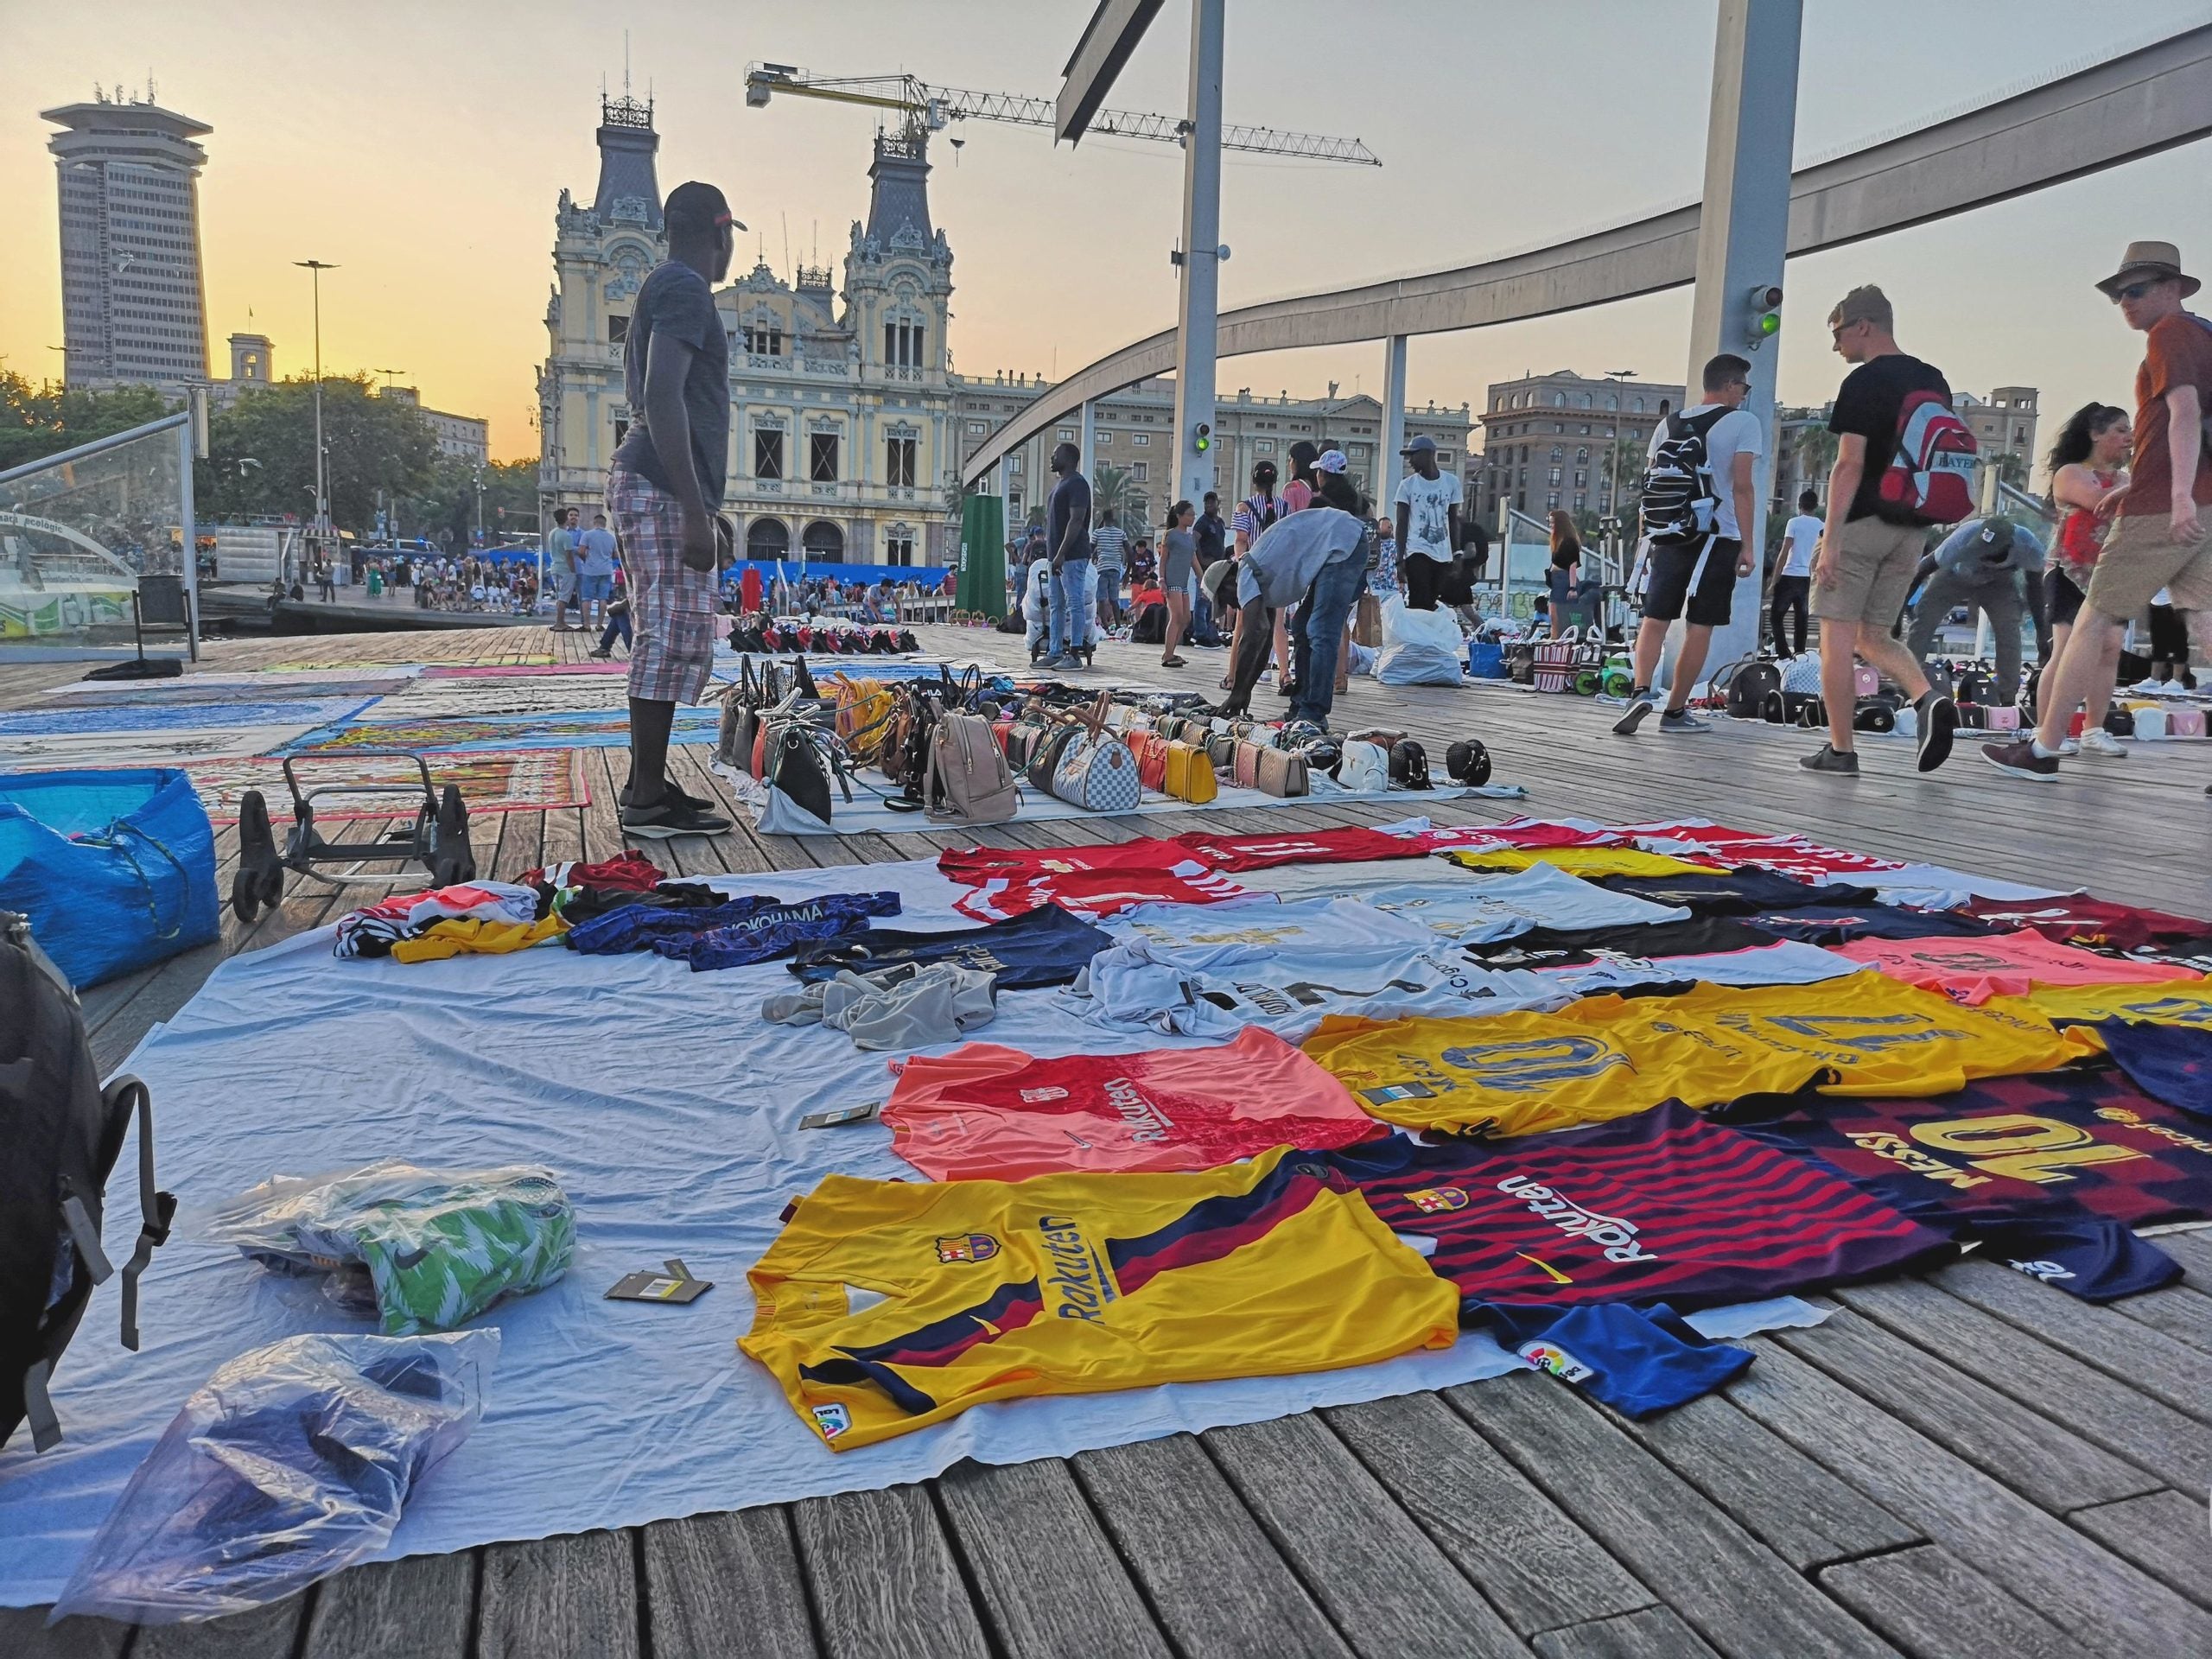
[5, 1, 2208, 467]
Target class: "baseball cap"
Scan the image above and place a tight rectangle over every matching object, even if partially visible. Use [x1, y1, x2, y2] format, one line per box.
[1316, 449, 1350, 474]
[1401, 435, 1437, 456]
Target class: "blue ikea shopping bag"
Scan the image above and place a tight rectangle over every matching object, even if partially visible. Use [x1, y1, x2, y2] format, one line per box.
[1468, 639, 1508, 679]
[0, 769, 219, 988]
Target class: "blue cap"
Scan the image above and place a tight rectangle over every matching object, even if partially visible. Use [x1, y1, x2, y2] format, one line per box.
[1401, 434, 1437, 455]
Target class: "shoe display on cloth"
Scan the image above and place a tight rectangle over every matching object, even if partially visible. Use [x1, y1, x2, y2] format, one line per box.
[1611, 695, 1655, 736]
[2077, 728, 2128, 759]
[1656, 709, 1708, 734]
[1981, 738, 2060, 780]
[1914, 693, 1959, 772]
[621, 795, 734, 839]
[1799, 744, 1860, 775]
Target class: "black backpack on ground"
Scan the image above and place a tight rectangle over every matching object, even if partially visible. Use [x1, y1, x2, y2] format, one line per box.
[1130, 602, 1167, 645]
[2, 911, 173, 1452]
[1722, 659, 1782, 721]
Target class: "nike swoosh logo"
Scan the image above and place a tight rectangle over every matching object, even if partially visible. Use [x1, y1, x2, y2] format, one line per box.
[1516, 1253, 1573, 1285]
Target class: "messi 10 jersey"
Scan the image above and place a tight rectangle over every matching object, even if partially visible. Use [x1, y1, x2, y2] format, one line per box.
[740, 1147, 1459, 1450]
[1303, 976, 2077, 1138]
[1300, 1102, 1947, 1311]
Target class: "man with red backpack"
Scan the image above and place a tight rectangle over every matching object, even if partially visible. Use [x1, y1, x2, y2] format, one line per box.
[1986, 241, 2210, 783]
[1801, 284, 1965, 777]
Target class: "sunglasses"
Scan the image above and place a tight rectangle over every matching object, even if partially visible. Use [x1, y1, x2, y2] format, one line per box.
[2109, 279, 2163, 303]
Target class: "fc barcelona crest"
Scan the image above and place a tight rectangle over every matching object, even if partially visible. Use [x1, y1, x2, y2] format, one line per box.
[1405, 1185, 1470, 1214]
[936, 1233, 1001, 1263]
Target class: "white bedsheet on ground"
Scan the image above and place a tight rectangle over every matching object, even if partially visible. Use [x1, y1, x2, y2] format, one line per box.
[0, 855, 1824, 1606]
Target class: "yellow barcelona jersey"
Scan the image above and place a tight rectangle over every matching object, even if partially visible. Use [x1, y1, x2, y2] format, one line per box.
[740, 1147, 1459, 1450]
[1443, 846, 1717, 879]
[1985, 977, 2212, 1054]
[1303, 976, 2077, 1138]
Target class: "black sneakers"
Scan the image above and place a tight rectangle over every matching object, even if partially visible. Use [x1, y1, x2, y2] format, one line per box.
[621, 794, 734, 838]
[1611, 693, 1656, 736]
[1799, 744, 1860, 776]
[1982, 738, 2060, 781]
[1656, 709, 1708, 734]
[1914, 692, 1960, 772]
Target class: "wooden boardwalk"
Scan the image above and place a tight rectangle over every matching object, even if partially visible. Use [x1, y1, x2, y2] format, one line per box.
[4, 623, 2210, 1658]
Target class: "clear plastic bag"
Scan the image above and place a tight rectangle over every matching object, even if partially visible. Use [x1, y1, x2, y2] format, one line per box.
[53, 1329, 497, 1624]
[207, 1161, 575, 1335]
[1376, 594, 1467, 686]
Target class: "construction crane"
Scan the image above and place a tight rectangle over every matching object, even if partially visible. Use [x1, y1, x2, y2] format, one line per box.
[744, 64, 1381, 167]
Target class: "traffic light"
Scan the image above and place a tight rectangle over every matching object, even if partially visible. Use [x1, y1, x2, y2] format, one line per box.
[1193, 421, 1211, 454]
[1745, 283, 1783, 349]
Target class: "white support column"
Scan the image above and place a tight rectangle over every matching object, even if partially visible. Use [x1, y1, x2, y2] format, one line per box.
[1169, 0, 1225, 510]
[1379, 334, 1408, 514]
[1080, 399, 1097, 479]
[1684, 0, 1802, 680]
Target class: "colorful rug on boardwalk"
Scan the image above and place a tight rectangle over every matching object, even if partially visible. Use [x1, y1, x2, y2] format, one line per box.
[280, 705, 721, 755]
[419, 661, 631, 678]
[184, 748, 590, 823]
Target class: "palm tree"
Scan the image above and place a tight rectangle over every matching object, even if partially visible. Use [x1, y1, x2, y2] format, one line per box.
[1093, 462, 1144, 529]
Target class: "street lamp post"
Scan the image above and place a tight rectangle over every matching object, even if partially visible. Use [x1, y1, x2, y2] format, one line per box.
[295, 260, 339, 561]
[1602, 369, 1636, 586]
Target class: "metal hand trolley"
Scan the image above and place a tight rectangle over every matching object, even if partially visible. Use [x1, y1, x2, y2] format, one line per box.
[231, 750, 475, 923]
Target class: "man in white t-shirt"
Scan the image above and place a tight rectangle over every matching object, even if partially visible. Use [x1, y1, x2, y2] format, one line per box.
[1770, 489, 1821, 657]
[1393, 435, 1463, 610]
[1613, 353, 1764, 735]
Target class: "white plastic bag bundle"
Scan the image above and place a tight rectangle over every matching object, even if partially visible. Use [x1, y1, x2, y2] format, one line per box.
[54, 1330, 496, 1624]
[1376, 594, 1466, 685]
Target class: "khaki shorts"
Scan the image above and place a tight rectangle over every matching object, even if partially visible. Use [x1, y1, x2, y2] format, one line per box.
[1810, 517, 1924, 627]
[2084, 512, 2212, 618]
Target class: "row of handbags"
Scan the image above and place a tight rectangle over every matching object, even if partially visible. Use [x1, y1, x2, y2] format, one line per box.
[1126, 729, 1218, 804]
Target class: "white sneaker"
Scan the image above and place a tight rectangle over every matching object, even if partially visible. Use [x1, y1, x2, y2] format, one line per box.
[2055, 736, 2081, 757]
[2077, 728, 2127, 759]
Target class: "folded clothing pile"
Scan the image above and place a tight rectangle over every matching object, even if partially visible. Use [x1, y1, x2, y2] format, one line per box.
[208, 1161, 575, 1335]
[763, 961, 997, 1050]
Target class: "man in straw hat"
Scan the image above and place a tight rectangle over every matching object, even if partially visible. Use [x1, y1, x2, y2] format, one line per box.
[1986, 242, 2210, 781]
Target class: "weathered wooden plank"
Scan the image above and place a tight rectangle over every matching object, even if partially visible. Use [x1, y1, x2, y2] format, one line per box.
[1815, 1545, 2083, 1659]
[302, 1549, 474, 1658]
[1724, 1336, 2212, 1659]
[1072, 1435, 1353, 1658]
[1932, 1258, 2212, 1427]
[1530, 1605, 1719, 1659]
[933, 1458, 1170, 1659]
[2111, 1282, 2212, 1354]
[1771, 1306, 2161, 1511]
[1834, 1277, 2212, 1499]
[2067, 1490, 2212, 1611]
[130, 1595, 307, 1659]
[0, 1606, 128, 1659]
[476, 1530, 639, 1659]
[1322, 1391, 1656, 1636]
[1611, 1386, 1922, 1571]
[788, 1485, 988, 1659]
[1203, 1411, 1529, 1658]
[1447, 1371, 1896, 1659]
[640, 1509, 817, 1659]
[2156, 1226, 2212, 1294]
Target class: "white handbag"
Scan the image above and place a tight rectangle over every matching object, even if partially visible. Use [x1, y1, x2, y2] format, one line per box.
[1334, 739, 1391, 792]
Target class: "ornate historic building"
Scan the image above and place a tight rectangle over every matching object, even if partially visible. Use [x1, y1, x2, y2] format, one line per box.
[538, 97, 958, 565]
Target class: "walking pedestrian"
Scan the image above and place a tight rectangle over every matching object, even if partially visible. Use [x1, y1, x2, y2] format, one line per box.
[1904, 515, 2046, 705]
[546, 508, 582, 631]
[1797, 286, 1961, 776]
[604, 179, 741, 837]
[1160, 499, 1197, 667]
[575, 512, 619, 632]
[1770, 489, 1821, 657]
[1986, 242, 2210, 780]
[1042, 442, 1092, 670]
[1614, 353, 1764, 737]
[1394, 434, 1462, 612]
[589, 566, 632, 658]
[2037, 403, 2132, 752]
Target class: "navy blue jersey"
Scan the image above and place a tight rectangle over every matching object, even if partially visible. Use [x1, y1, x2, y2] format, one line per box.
[569, 891, 899, 959]
[2095, 1021, 2212, 1119]
[1735, 1062, 2212, 1300]
[789, 903, 1114, 989]
[1300, 1102, 1947, 1313]
[1737, 902, 1998, 946]
[1595, 869, 1878, 915]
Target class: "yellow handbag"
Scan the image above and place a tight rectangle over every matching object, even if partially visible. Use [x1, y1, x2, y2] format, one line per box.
[1165, 739, 1218, 804]
[831, 674, 892, 744]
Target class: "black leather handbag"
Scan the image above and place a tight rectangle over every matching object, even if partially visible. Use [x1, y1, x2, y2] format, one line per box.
[765, 725, 842, 825]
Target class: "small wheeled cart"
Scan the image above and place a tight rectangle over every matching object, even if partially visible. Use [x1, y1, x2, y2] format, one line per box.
[231, 751, 475, 924]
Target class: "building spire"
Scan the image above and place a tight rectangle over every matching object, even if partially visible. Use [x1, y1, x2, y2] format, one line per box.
[593, 77, 661, 230]
[864, 129, 933, 245]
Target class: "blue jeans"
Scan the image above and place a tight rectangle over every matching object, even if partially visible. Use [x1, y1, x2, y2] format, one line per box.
[1289, 550, 1367, 728]
[1096, 567, 1123, 628]
[1192, 585, 1222, 646]
[1049, 560, 1089, 657]
[597, 608, 632, 653]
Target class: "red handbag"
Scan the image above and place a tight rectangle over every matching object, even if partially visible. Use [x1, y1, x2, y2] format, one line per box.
[1130, 730, 1169, 793]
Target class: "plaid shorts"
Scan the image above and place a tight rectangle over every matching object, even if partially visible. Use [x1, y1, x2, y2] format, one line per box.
[607, 466, 718, 704]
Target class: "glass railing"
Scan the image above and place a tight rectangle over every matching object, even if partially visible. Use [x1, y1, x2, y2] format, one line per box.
[0, 410, 199, 661]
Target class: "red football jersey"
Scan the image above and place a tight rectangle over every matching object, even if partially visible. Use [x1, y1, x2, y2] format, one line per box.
[1171, 825, 1433, 872]
[882, 1026, 1385, 1181]
[951, 868, 1253, 923]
